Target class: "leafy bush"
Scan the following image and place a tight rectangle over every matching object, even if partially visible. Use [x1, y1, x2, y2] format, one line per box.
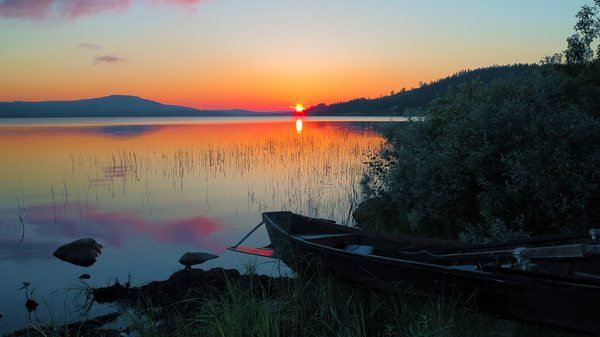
[362, 67, 600, 240]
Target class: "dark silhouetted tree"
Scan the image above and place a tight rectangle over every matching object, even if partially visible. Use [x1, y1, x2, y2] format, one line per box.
[565, 2, 600, 64]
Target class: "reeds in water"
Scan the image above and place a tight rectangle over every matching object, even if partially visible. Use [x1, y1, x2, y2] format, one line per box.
[78, 127, 384, 224]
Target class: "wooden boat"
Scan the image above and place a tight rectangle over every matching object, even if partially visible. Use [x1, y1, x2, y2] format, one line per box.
[228, 211, 600, 333]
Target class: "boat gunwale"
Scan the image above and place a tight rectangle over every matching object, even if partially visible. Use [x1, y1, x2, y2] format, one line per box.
[263, 212, 502, 277]
[285, 211, 468, 248]
[262, 211, 600, 287]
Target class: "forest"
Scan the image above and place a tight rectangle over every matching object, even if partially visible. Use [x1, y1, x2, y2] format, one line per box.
[305, 63, 538, 116]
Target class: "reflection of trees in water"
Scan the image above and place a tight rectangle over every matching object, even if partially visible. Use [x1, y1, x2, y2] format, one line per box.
[96, 128, 384, 224]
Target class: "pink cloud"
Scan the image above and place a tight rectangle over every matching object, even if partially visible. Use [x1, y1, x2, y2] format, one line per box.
[78, 42, 101, 49]
[94, 54, 125, 64]
[0, 0, 55, 20]
[159, 0, 202, 6]
[60, 0, 132, 20]
[0, 0, 213, 21]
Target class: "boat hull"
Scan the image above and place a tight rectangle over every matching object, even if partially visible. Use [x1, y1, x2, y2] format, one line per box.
[262, 211, 600, 333]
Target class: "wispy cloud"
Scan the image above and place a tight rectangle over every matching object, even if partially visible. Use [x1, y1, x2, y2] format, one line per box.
[0, 0, 55, 20]
[0, 0, 212, 21]
[94, 54, 125, 64]
[78, 42, 101, 49]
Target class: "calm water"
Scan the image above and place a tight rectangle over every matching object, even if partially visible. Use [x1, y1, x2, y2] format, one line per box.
[0, 116, 396, 333]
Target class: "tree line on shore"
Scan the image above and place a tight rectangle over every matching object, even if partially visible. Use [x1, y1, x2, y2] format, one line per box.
[357, 2, 600, 241]
[305, 63, 538, 116]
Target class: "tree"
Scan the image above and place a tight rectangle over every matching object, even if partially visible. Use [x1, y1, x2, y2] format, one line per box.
[565, 2, 600, 64]
[361, 70, 600, 240]
[539, 53, 563, 65]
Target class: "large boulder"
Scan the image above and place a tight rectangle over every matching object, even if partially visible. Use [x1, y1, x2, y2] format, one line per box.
[178, 252, 219, 268]
[53, 238, 103, 267]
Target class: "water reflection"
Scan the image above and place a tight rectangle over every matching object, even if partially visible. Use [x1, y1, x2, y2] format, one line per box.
[0, 204, 224, 252]
[91, 125, 165, 138]
[0, 117, 386, 333]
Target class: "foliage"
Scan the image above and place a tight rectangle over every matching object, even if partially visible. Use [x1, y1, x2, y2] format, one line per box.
[361, 65, 600, 240]
[564, 1, 600, 64]
[563, 58, 600, 118]
[539, 53, 563, 65]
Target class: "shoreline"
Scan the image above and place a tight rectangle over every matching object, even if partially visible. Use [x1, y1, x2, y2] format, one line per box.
[4, 268, 278, 337]
[3, 267, 588, 337]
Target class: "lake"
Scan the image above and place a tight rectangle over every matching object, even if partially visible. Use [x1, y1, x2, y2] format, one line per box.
[0, 116, 399, 333]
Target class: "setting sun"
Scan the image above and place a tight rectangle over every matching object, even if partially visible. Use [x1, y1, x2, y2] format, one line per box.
[295, 105, 303, 112]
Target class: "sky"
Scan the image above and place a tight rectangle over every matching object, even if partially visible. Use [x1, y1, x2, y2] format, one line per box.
[0, 0, 594, 111]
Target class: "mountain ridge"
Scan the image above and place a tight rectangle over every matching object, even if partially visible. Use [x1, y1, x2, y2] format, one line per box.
[1, 63, 540, 118]
[0, 95, 284, 118]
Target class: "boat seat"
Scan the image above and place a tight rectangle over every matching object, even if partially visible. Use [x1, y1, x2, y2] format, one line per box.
[345, 245, 374, 255]
[294, 233, 360, 247]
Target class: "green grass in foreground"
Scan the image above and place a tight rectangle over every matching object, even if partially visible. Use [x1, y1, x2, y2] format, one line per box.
[7, 261, 588, 337]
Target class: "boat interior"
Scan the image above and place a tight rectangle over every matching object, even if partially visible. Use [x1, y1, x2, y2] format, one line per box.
[277, 213, 600, 280]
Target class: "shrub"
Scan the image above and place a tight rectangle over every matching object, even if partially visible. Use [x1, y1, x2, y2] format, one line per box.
[363, 67, 600, 240]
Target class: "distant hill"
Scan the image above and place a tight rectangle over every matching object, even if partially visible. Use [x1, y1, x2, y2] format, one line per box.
[0, 95, 284, 118]
[1, 64, 540, 118]
[305, 63, 539, 116]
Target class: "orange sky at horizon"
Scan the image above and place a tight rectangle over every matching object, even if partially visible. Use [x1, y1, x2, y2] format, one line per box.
[0, 1, 594, 111]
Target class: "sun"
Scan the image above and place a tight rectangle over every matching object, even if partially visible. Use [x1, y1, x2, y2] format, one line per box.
[295, 104, 303, 112]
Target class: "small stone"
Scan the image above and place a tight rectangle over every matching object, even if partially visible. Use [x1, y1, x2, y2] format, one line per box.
[79, 274, 91, 279]
[178, 252, 219, 268]
[53, 238, 103, 267]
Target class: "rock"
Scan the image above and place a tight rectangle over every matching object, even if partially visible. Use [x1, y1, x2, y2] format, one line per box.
[53, 238, 103, 267]
[79, 274, 91, 279]
[178, 252, 219, 268]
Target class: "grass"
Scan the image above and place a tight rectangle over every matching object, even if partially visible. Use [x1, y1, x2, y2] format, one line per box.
[147, 266, 467, 337]
[6, 258, 590, 337]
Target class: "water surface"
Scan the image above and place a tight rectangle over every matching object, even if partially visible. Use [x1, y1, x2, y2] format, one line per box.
[0, 116, 392, 333]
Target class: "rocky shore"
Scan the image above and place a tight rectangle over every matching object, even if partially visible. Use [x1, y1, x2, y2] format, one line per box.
[5, 268, 284, 337]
